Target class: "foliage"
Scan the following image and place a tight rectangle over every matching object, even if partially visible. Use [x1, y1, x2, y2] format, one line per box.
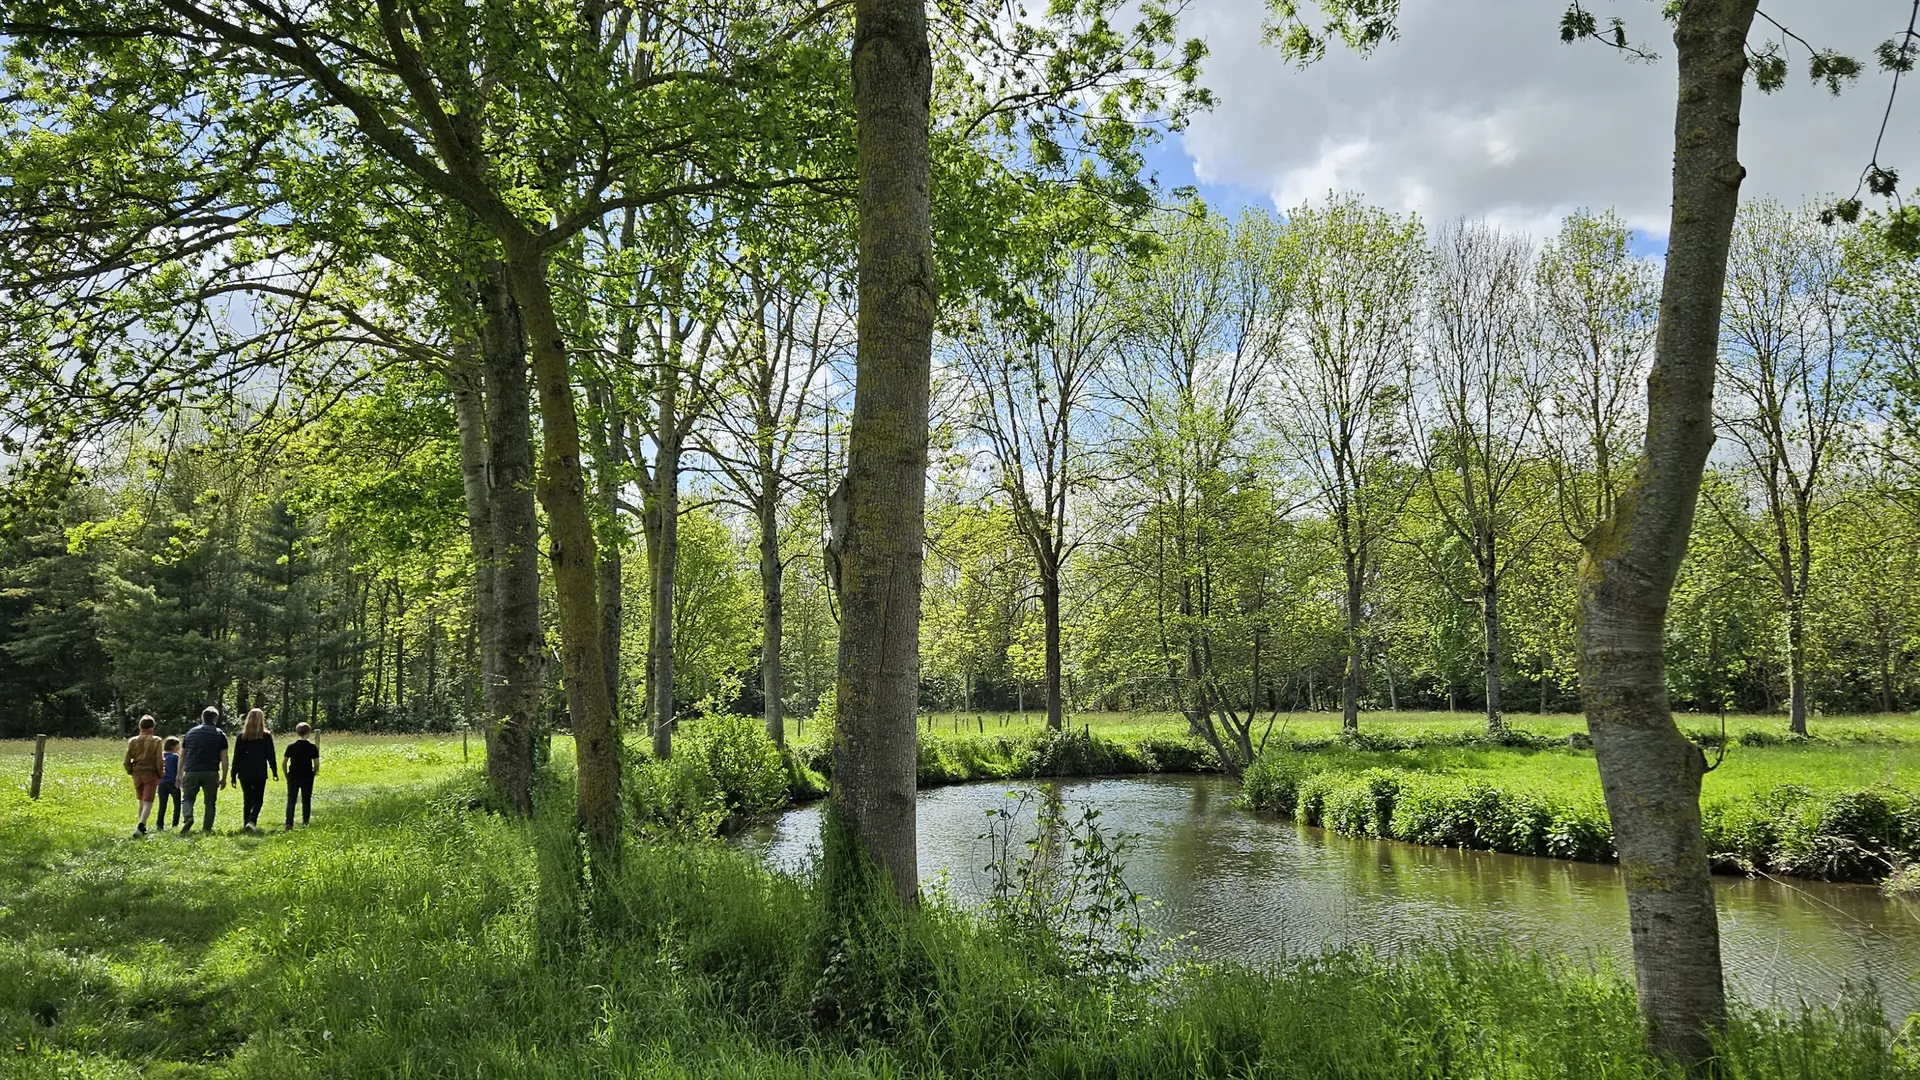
[981, 791, 1151, 983]
[624, 713, 790, 839]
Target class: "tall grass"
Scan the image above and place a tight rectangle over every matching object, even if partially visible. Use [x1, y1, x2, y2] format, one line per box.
[3, 756, 1916, 1078]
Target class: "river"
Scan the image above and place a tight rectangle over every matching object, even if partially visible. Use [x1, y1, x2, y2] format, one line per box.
[738, 775, 1920, 1017]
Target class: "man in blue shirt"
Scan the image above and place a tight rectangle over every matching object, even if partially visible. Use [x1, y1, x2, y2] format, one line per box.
[178, 707, 230, 834]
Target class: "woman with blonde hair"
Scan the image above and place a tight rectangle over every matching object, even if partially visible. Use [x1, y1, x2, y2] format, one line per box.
[230, 707, 279, 833]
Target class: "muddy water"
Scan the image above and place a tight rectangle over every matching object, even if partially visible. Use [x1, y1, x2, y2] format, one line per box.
[738, 775, 1920, 1016]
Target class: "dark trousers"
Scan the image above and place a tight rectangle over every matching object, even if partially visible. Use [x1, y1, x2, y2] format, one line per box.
[156, 782, 181, 828]
[180, 771, 219, 831]
[286, 774, 314, 826]
[238, 772, 270, 826]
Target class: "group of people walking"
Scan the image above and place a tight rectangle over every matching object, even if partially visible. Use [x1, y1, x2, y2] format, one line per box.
[121, 706, 320, 836]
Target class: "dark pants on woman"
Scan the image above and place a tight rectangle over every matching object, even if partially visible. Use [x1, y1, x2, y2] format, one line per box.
[156, 781, 181, 828]
[286, 774, 314, 827]
[237, 771, 270, 827]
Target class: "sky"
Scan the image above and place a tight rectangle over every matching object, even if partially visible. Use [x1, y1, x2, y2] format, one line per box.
[1149, 0, 1920, 251]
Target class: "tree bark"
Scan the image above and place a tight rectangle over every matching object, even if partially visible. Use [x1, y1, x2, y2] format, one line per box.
[1575, 1, 1755, 1066]
[502, 246, 621, 854]
[590, 395, 626, 727]
[645, 422, 681, 760]
[829, 0, 935, 907]
[1482, 576, 1504, 734]
[1342, 556, 1363, 731]
[478, 260, 541, 815]
[1786, 601, 1808, 735]
[1041, 558, 1064, 732]
[759, 488, 785, 747]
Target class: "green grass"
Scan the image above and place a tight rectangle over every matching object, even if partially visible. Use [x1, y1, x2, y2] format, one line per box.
[2, 743, 1914, 1078]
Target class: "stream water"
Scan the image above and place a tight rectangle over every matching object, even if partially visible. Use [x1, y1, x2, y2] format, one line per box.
[738, 775, 1920, 1017]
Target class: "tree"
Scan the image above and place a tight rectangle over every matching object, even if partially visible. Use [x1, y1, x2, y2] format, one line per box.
[957, 247, 1119, 731]
[1274, 194, 1424, 732]
[1571, 4, 1761, 1063]
[1407, 219, 1545, 733]
[698, 234, 852, 748]
[1709, 199, 1864, 735]
[828, 0, 938, 906]
[1536, 209, 1660, 538]
[1106, 205, 1290, 771]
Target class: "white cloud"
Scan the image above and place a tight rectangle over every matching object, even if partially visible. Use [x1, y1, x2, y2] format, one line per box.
[1177, 0, 1920, 242]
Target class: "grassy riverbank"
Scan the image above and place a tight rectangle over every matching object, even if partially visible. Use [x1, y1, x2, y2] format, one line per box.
[775, 709, 1920, 884]
[3, 742, 1913, 1078]
[1242, 735, 1920, 881]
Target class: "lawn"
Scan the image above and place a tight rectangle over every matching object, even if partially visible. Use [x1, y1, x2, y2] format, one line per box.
[894, 708, 1920, 749]
[1, 741, 1909, 1078]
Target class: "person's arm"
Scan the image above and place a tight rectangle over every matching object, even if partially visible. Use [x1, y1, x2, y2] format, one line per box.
[123, 741, 135, 775]
[219, 747, 229, 789]
[312, 743, 319, 779]
[268, 735, 278, 780]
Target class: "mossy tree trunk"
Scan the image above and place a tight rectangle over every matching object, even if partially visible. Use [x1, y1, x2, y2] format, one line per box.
[503, 244, 622, 857]
[828, 0, 935, 907]
[1575, 0, 1757, 1066]
[452, 260, 539, 815]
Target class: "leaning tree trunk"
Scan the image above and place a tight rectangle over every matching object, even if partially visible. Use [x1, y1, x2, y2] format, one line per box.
[502, 245, 621, 856]
[759, 486, 785, 747]
[828, 0, 935, 908]
[479, 260, 542, 817]
[1575, 0, 1756, 1066]
[1041, 556, 1065, 732]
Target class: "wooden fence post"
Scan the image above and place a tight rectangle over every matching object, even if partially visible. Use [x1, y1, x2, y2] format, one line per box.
[29, 734, 48, 799]
[462, 730, 469, 761]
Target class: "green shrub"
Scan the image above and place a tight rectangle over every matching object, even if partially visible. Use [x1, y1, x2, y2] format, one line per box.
[1242, 752, 1323, 816]
[624, 751, 727, 841]
[684, 712, 790, 815]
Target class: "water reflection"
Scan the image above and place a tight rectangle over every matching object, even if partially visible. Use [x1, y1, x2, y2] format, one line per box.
[738, 775, 1920, 1016]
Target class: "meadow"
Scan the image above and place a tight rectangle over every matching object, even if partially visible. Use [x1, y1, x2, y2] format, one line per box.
[3, 732, 1914, 1078]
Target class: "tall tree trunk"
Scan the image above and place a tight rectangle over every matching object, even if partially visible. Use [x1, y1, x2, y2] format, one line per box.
[1342, 558, 1363, 731]
[1879, 619, 1894, 713]
[590, 398, 627, 727]
[1482, 576, 1504, 734]
[502, 246, 621, 854]
[1575, 1, 1755, 1065]
[1041, 558, 1064, 732]
[646, 428, 681, 760]
[759, 488, 785, 747]
[394, 588, 406, 712]
[1786, 601, 1808, 736]
[479, 261, 541, 816]
[1384, 649, 1398, 711]
[829, 0, 935, 907]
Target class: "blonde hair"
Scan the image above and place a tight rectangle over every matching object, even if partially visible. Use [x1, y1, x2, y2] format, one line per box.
[243, 707, 268, 740]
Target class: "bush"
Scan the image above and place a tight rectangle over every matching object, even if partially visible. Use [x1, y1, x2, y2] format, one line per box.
[623, 713, 789, 840]
[1246, 744, 1918, 881]
[683, 712, 789, 815]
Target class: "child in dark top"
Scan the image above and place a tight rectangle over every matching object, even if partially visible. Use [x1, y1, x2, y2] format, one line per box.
[232, 707, 278, 833]
[156, 738, 182, 831]
[283, 722, 320, 830]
